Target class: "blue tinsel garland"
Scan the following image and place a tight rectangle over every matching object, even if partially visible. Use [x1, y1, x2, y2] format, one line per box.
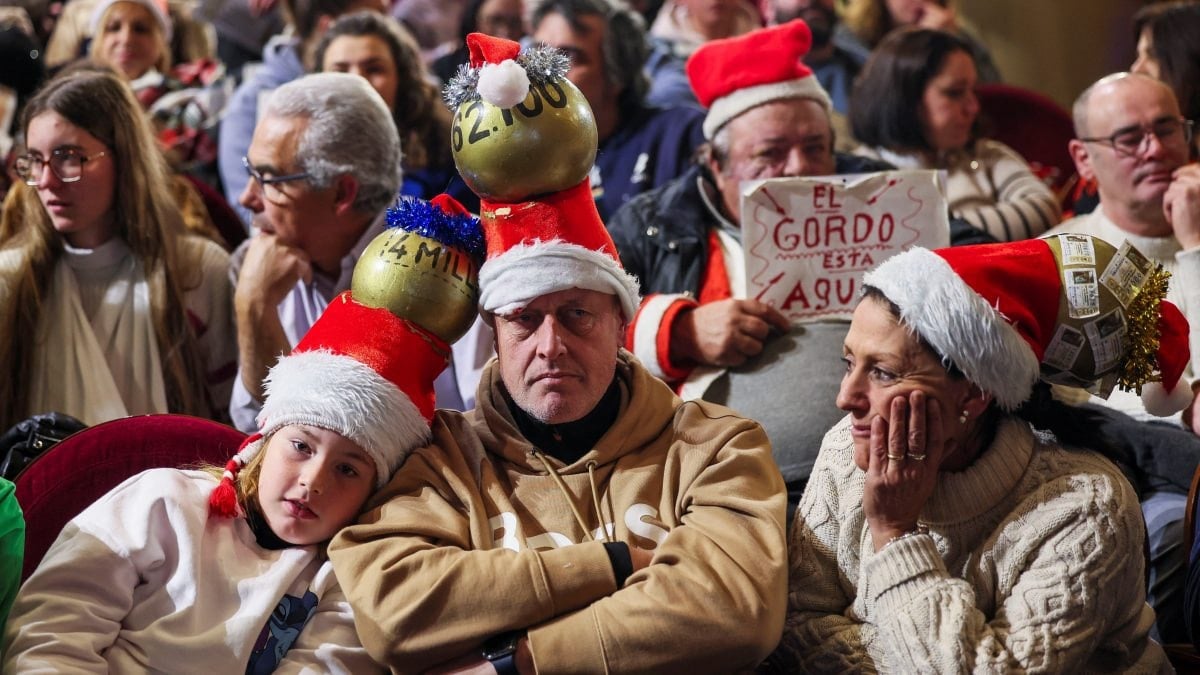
[384, 196, 485, 264]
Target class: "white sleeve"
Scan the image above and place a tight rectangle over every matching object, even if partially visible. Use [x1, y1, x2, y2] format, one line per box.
[2, 470, 185, 673]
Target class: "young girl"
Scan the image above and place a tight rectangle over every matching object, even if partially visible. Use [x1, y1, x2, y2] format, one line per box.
[2, 195, 481, 672]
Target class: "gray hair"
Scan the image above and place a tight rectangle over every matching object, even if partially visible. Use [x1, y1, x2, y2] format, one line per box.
[263, 72, 403, 215]
[531, 0, 650, 110]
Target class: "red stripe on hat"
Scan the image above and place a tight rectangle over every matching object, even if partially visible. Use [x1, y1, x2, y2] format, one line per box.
[293, 293, 449, 422]
[480, 179, 620, 262]
[467, 32, 521, 68]
[935, 239, 1062, 362]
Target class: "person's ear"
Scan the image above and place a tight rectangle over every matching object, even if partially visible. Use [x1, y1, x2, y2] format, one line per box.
[332, 174, 360, 216]
[958, 383, 992, 421]
[1068, 139, 1095, 182]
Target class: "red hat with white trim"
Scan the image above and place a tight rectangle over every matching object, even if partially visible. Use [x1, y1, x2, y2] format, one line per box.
[862, 234, 1190, 414]
[209, 195, 481, 518]
[445, 32, 641, 320]
[686, 19, 833, 140]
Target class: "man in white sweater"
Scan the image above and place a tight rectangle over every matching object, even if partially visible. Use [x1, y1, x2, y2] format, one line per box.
[1044, 71, 1200, 645]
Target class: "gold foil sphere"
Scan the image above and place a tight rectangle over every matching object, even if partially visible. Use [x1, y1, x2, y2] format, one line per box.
[451, 78, 598, 201]
[352, 228, 480, 344]
[1040, 233, 1155, 391]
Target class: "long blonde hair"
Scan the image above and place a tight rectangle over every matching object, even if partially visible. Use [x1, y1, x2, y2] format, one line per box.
[0, 68, 211, 429]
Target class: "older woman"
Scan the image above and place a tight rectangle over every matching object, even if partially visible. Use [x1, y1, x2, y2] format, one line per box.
[770, 234, 1189, 672]
[851, 28, 1060, 242]
[0, 68, 235, 430]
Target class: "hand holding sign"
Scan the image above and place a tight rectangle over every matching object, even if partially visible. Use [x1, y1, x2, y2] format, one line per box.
[671, 298, 791, 368]
[742, 170, 950, 322]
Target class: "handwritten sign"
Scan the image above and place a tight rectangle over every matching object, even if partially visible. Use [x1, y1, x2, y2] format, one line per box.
[742, 170, 950, 322]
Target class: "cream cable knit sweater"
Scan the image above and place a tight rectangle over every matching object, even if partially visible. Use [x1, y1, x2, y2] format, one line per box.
[774, 415, 1169, 673]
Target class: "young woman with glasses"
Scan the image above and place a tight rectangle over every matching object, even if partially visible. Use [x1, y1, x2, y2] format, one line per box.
[0, 68, 236, 431]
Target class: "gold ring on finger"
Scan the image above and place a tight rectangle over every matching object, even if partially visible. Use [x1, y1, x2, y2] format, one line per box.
[908, 453, 927, 461]
[886, 453, 905, 461]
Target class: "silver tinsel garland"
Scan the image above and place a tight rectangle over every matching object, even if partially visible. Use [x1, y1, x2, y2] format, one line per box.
[442, 44, 571, 110]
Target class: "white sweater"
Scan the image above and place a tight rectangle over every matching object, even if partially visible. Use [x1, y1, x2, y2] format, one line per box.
[856, 139, 1061, 242]
[3, 469, 381, 674]
[776, 415, 1168, 673]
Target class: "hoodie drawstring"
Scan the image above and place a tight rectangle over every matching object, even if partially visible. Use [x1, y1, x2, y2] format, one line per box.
[530, 450, 613, 544]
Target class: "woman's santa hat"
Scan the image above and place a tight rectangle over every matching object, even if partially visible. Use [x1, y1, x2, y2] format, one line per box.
[863, 236, 1191, 414]
[686, 19, 833, 140]
[210, 196, 480, 517]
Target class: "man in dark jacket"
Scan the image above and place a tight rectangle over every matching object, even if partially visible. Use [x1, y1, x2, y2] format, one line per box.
[609, 19, 991, 512]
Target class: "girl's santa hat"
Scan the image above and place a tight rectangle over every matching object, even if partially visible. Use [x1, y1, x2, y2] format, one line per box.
[863, 235, 1190, 414]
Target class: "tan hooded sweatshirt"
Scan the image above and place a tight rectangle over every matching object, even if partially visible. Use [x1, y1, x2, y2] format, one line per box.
[329, 351, 788, 674]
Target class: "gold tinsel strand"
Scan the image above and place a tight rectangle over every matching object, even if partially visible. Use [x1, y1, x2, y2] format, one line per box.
[1117, 265, 1170, 394]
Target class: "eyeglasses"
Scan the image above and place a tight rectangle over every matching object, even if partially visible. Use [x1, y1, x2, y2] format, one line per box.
[1078, 117, 1194, 157]
[242, 156, 311, 203]
[14, 148, 108, 186]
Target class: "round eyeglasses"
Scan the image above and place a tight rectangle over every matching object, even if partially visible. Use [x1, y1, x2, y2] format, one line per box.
[1078, 117, 1194, 157]
[14, 148, 108, 186]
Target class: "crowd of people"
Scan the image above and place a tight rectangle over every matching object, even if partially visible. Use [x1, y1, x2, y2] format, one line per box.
[0, 0, 1199, 672]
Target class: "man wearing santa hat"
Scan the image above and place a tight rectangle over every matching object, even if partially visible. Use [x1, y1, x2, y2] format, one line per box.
[329, 31, 788, 674]
[608, 19, 900, 514]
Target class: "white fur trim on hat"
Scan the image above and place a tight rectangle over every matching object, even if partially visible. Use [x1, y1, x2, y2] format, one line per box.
[862, 248, 1040, 411]
[703, 76, 833, 140]
[253, 350, 430, 487]
[479, 240, 641, 320]
[90, 0, 173, 41]
[477, 60, 530, 108]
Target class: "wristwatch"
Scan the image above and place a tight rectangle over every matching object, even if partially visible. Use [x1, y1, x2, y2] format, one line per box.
[481, 630, 523, 675]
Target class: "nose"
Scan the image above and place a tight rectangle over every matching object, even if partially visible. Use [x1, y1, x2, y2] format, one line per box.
[835, 367, 866, 414]
[238, 178, 263, 212]
[299, 459, 330, 495]
[534, 315, 567, 359]
[964, 89, 980, 119]
[1140, 128, 1169, 159]
[783, 147, 810, 178]
[34, 161, 60, 189]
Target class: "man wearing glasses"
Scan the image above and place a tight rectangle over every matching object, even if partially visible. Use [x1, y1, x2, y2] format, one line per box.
[229, 72, 402, 433]
[1044, 71, 1200, 646]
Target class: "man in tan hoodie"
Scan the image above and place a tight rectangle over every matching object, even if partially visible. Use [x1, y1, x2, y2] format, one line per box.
[327, 31, 788, 674]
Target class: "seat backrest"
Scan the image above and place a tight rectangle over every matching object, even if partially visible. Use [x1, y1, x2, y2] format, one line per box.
[14, 414, 245, 581]
[976, 83, 1077, 197]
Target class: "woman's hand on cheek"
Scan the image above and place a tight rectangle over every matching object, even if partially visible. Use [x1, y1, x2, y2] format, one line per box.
[863, 391, 946, 551]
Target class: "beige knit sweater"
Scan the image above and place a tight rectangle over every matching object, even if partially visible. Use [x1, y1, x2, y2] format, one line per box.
[773, 415, 1169, 674]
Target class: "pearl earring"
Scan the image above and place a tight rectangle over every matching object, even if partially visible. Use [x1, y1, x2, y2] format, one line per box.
[959, 410, 969, 424]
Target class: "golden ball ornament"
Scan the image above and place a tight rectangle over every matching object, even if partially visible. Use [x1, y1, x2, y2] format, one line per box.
[451, 77, 597, 202]
[1040, 233, 1164, 393]
[352, 228, 480, 344]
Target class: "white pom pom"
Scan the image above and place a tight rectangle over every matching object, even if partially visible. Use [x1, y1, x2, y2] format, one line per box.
[477, 60, 530, 109]
[1141, 380, 1194, 417]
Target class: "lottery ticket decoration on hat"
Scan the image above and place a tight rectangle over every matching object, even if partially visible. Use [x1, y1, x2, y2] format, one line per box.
[209, 194, 483, 517]
[443, 32, 641, 321]
[685, 19, 833, 141]
[863, 233, 1190, 416]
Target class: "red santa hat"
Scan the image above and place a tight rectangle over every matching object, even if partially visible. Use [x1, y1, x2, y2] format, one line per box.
[862, 236, 1190, 414]
[446, 32, 641, 320]
[686, 19, 833, 140]
[477, 180, 641, 320]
